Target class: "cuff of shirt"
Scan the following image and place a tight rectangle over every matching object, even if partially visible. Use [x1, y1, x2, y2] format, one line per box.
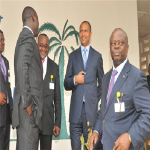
[93, 130, 99, 135]
[74, 76, 78, 85]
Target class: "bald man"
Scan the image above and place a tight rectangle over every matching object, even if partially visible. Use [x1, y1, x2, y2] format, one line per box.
[13, 6, 43, 150]
[89, 28, 150, 150]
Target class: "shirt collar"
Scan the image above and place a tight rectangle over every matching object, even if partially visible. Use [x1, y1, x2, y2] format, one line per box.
[81, 44, 90, 52]
[113, 58, 128, 74]
[23, 26, 34, 35]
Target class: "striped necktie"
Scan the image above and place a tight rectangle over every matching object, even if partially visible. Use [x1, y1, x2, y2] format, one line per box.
[0, 55, 6, 80]
[83, 48, 87, 70]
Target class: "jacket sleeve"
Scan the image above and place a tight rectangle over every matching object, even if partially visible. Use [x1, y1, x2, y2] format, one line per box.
[16, 41, 33, 109]
[128, 71, 150, 149]
[54, 66, 61, 128]
[64, 53, 77, 91]
[97, 54, 104, 101]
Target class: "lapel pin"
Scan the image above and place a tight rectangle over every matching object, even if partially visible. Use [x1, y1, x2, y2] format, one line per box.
[123, 75, 125, 78]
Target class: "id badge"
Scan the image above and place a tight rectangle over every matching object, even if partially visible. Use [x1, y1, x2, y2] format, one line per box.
[49, 83, 54, 90]
[114, 102, 125, 112]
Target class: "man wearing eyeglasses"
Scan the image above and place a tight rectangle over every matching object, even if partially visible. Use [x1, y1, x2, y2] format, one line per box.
[89, 28, 150, 150]
[37, 34, 61, 150]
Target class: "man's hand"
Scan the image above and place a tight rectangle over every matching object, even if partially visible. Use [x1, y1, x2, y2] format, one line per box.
[53, 126, 60, 138]
[89, 132, 99, 150]
[75, 71, 84, 84]
[0, 92, 6, 105]
[113, 133, 131, 150]
[26, 105, 32, 115]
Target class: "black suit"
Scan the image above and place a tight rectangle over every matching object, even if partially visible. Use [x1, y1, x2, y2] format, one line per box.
[147, 75, 150, 92]
[0, 54, 13, 150]
[40, 57, 61, 150]
[13, 27, 43, 150]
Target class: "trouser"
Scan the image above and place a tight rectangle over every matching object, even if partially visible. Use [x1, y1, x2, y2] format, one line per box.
[70, 102, 88, 150]
[16, 102, 39, 150]
[39, 134, 52, 150]
[0, 104, 10, 150]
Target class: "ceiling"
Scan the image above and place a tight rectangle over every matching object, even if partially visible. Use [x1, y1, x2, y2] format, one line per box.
[138, 0, 150, 38]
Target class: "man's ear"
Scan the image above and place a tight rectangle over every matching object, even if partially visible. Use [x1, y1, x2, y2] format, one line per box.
[32, 14, 36, 22]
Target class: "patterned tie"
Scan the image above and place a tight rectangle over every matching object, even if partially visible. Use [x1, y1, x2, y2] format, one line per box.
[83, 48, 87, 70]
[106, 70, 118, 105]
[0, 55, 6, 80]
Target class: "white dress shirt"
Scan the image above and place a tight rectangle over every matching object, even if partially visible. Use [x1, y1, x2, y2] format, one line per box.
[42, 56, 48, 80]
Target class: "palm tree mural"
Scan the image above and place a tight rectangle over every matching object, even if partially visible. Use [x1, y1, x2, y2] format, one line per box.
[39, 20, 79, 140]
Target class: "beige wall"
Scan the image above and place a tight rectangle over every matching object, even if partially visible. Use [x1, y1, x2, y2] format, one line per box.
[0, 0, 138, 150]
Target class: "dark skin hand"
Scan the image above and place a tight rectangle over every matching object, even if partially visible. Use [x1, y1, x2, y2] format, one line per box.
[27, 105, 32, 115]
[75, 71, 84, 84]
[0, 92, 6, 105]
[53, 126, 60, 137]
[89, 132, 99, 150]
[113, 133, 131, 150]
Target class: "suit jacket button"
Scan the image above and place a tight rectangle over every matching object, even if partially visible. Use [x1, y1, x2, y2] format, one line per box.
[103, 120, 105, 123]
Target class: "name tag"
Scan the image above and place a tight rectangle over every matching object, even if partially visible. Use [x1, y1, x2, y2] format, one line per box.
[49, 83, 54, 90]
[114, 102, 125, 112]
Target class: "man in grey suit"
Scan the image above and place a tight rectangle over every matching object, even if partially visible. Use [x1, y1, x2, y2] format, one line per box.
[12, 6, 43, 150]
[89, 28, 150, 150]
[38, 34, 61, 150]
[64, 21, 104, 150]
[0, 30, 13, 150]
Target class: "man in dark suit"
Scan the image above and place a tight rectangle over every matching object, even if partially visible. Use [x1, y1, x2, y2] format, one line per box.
[64, 21, 104, 150]
[0, 30, 13, 150]
[89, 28, 150, 150]
[147, 63, 150, 92]
[12, 6, 43, 150]
[37, 34, 61, 150]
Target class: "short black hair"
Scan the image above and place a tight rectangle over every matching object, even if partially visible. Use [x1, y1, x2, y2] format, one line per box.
[110, 28, 128, 45]
[22, 6, 36, 23]
[80, 21, 91, 32]
[0, 30, 3, 34]
[38, 33, 48, 38]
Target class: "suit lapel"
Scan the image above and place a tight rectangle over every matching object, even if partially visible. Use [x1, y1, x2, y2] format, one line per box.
[76, 47, 84, 70]
[43, 58, 53, 86]
[104, 61, 130, 117]
[85, 46, 94, 71]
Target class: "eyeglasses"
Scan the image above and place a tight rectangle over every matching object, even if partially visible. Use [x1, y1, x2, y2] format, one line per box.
[110, 40, 125, 47]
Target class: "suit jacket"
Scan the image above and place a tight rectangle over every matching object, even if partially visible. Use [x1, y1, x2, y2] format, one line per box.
[147, 75, 150, 92]
[12, 28, 43, 129]
[41, 57, 61, 135]
[94, 60, 150, 150]
[64, 46, 104, 127]
[0, 54, 13, 127]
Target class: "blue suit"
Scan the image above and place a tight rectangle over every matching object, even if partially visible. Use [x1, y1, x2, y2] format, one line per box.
[64, 46, 104, 150]
[94, 60, 150, 150]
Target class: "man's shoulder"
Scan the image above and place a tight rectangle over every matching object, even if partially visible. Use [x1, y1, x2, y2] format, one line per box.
[90, 46, 102, 56]
[48, 57, 58, 68]
[18, 28, 34, 46]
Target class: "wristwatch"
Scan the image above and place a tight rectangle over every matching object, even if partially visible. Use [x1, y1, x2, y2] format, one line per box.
[129, 134, 132, 142]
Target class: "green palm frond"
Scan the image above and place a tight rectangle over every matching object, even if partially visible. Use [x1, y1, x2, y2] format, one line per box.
[49, 43, 61, 53]
[62, 20, 68, 40]
[70, 46, 75, 52]
[54, 46, 61, 61]
[64, 30, 79, 41]
[64, 47, 69, 57]
[49, 37, 61, 45]
[39, 23, 61, 40]
[63, 25, 75, 39]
